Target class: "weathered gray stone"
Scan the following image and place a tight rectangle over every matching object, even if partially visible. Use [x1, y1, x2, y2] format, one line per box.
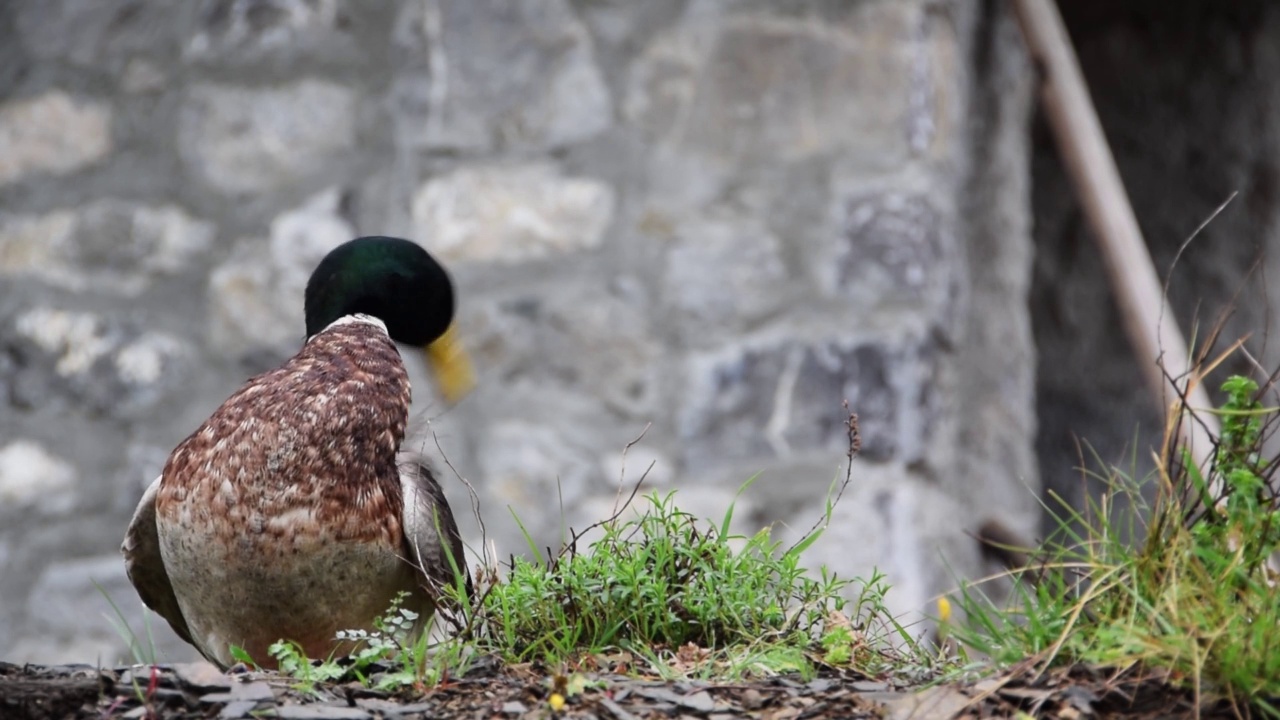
[412, 164, 616, 264]
[13, 1, 187, 68]
[0, 440, 77, 516]
[5, 307, 192, 418]
[678, 334, 940, 470]
[120, 59, 169, 95]
[463, 280, 660, 417]
[0, 91, 112, 186]
[11, 308, 113, 378]
[7, 636, 130, 668]
[0, 201, 215, 295]
[114, 443, 172, 514]
[955, 6, 1041, 539]
[178, 81, 357, 194]
[18, 554, 194, 665]
[823, 193, 951, 310]
[183, 0, 373, 68]
[114, 333, 191, 391]
[627, 11, 919, 169]
[478, 418, 600, 516]
[598, 444, 675, 489]
[392, 0, 611, 151]
[656, 208, 791, 345]
[209, 188, 355, 356]
[455, 378, 650, 555]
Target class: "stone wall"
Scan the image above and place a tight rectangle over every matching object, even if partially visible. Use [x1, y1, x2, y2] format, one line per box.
[0, 0, 1038, 664]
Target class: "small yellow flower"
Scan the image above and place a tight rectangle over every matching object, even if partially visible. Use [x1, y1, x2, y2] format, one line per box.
[549, 693, 566, 712]
[937, 597, 952, 624]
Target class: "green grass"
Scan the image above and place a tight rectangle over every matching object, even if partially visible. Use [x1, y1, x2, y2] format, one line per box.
[949, 373, 1280, 715]
[472, 486, 918, 678]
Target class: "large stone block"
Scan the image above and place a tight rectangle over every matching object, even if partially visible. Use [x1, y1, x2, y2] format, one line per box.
[597, 443, 676, 490]
[113, 443, 173, 515]
[183, 0, 385, 68]
[655, 207, 791, 347]
[0, 202, 215, 295]
[209, 188, 355, 357]
[463, 279, 661, 418]
[120, 59, 169, 95]
[392, 0, 611, 151]
[678, 334, 941, 471]
[3, 307, 192, 419]
[0, 440, 77, 517]
[14, 1, 188, 69]
[820, 191, 956, 314]
[627, 11, 918, 170]
[411, 163, 616, 265]
[178, 80, 356, 194]
[478, 419, 599, 516]
[0, 91, 112, 186]
[15, 554, 195, 665]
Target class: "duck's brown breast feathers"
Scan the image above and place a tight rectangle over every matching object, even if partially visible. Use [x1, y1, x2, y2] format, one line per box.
[156, 318, 412, 547]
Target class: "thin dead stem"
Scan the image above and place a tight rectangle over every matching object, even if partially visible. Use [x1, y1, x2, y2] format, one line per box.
[1162, 191, 1237, 303]
[784, 401, 860, 557]
[612, 423, 652, 516]
[428, 426, 488, 558]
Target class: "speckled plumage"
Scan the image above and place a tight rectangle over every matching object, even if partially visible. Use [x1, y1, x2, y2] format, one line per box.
[122, 314, 470, 668]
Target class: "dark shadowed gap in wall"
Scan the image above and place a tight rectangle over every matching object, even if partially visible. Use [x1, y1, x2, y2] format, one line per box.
[1031, 0, 1279, 540]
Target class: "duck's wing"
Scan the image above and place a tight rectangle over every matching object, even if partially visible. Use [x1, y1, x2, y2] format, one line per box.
[397, 452, 473, 601]
[121, 476, 195, 646]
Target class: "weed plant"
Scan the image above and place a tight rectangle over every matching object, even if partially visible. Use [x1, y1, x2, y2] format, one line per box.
[951, 373, 1280, 714]
[476, 487, 913, 678]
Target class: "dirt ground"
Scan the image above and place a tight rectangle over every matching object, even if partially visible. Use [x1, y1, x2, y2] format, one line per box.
[0, 656, 1237, 720]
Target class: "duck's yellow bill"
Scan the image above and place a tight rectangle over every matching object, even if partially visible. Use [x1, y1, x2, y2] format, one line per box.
[424, 321, 475, 406]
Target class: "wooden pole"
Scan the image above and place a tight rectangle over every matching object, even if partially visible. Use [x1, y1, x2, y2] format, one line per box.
[1011, 0, 1219, 476]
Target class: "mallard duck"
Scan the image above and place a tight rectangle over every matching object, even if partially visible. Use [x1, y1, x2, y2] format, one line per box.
[122, 235, 475, 668]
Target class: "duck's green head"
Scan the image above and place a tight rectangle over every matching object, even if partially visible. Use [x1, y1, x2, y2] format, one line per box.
[304, 236, 474, 404]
